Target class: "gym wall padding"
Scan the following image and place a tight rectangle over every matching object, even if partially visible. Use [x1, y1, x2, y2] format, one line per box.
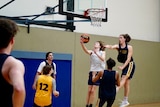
[13, 26, 160, 107]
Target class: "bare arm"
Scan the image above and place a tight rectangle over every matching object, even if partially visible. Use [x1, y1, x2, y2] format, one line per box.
[118, 45, 133, 70]
[80, 37, 92, 55]
[9, 59, 26, 107]
[105, 44, 119, 50]
[32, 72, 41, 90]
[92, 71, 103, 83]
[32, 62, 44, 89]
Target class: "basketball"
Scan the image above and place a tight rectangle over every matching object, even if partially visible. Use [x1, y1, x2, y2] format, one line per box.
[81, 34, 90, 43]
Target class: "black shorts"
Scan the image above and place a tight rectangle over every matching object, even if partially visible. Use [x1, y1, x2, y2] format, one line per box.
[122, 61, 135, 79]
[88, 72, 100, 86]
[33, 103, 52, 107]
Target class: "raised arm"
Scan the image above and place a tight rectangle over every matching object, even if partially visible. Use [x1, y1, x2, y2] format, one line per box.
[80, 37, 92, 55]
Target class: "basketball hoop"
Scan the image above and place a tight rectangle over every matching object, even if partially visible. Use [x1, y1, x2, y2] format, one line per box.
[84, 8, 105, 27]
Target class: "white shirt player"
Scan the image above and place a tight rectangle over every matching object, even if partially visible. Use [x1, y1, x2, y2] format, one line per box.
[90, 50, 105, 72]
[37, 61, 57, 75]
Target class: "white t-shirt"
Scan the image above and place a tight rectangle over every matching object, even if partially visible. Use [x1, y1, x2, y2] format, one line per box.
[90, 51, 105, 72]
[37, 61, 57, 75]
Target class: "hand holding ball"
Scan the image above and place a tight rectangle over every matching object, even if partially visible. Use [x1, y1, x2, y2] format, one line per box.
[81, 34, 90, 43]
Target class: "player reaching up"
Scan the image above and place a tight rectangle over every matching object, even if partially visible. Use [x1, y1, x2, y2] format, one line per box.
[80, 34, 106, 107]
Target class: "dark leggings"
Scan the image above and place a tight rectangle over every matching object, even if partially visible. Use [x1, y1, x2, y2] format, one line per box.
[33, 103, 52, 107]
[98, 98, 115, 107]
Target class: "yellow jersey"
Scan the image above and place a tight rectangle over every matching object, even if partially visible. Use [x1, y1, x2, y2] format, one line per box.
[34, 75, 53, 106]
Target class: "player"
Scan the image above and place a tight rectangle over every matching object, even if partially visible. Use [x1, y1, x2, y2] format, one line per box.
[80, 34, 106, 107]
[32, 52, 57, 90]
[0, 18, 26, 107]
[33, 65, 59, 107]
[93, 58, 120, 107]
[105, 34, 136, 107]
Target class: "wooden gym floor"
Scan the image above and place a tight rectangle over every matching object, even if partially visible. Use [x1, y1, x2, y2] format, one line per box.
[113, 102, 160, 107]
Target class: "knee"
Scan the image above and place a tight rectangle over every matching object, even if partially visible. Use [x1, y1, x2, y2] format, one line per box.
[89, 88, 96, 94]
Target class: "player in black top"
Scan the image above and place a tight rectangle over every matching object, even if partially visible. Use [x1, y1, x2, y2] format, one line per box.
[105, 34, 136, 107]
[0, 18, 25, 107]
[93, 58, 120, 107]
[0, 54, 13, 106]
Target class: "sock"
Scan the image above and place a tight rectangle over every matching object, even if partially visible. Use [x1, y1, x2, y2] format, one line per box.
[123, 97, 128, 102]
[89, 104, 92, 107]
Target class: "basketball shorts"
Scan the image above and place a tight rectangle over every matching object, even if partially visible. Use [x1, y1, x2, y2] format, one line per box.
[33, 103, 52, 107]
[122, 61, 135, 79]
[88, 72, 100, 86]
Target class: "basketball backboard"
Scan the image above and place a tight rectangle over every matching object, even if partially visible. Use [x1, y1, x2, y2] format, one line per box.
[59, 0, 108, 22]
[0, 0, 77, 31]
[0, 0, 107, 32]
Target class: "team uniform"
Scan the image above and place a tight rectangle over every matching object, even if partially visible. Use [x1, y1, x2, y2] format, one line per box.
[117, 44, 135, 79]
[34, 75, 56, 107]
[37, 61, 56, 77]
[88, 50, 105, 85]
[98, 70, 117, 107]
[0, 54, 13, 107]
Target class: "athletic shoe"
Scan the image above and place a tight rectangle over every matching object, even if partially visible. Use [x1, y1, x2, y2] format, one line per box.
[119, 101, 130, 107]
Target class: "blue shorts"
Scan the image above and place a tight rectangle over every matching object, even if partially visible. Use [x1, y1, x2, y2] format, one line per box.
[122, 61, 135, 79]
[88, 72, 100, 86]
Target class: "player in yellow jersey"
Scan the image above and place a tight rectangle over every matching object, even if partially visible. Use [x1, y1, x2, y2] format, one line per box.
[33, 65, 59, 107]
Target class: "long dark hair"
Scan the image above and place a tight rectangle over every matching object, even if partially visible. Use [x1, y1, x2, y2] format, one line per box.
[120, 34, 131, 43]
[97, 41, 105, 51]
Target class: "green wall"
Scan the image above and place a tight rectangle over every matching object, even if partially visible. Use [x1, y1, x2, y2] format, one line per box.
[14, 26, 160, 107]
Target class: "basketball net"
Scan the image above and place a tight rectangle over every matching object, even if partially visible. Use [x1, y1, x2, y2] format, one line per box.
[84, 8, 105, 27]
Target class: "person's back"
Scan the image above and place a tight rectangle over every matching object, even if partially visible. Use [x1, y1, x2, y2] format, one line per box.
[34, 65, 59, 107]
[34, 75, 53, 106]
[92, 58, 120, 107]
[99, 70, 116, 100]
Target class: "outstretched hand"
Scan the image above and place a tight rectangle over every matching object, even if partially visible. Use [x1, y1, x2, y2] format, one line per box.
[118, 66, 123, 70]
